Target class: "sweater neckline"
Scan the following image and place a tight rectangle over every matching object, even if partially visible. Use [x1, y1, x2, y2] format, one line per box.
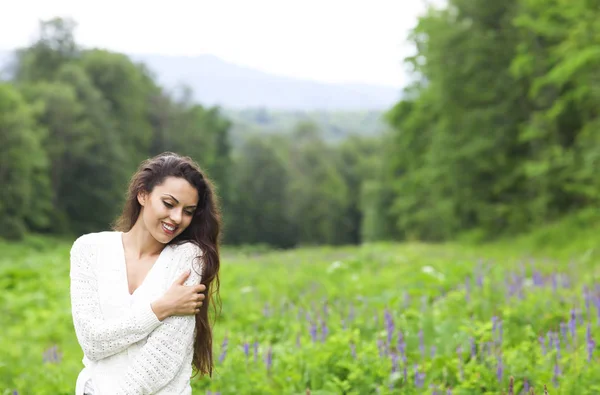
[116, 231, 170, 297]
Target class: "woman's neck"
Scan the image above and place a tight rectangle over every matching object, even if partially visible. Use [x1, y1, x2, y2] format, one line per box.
[122, 221, 164, 259]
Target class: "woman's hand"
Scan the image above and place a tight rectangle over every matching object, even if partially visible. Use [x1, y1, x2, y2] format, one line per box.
[151, 269, 206, 321]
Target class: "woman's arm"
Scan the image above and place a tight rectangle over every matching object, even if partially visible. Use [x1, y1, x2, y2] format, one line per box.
[69, 235, 166, 361]
[113, 242, 204, 395]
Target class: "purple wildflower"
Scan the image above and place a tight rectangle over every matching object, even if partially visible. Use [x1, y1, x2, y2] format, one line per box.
[385, 309, 394, 347]
[218, 337, 228, 363]
[570, 309, 577, 340]
[539, 335, 546, 355]
[496, 356, 503, 383]
[552, 363, 560, 387]
[310, 322, 317, 342]
[265, 345, 272, 371]
[320, 319, 328, 342]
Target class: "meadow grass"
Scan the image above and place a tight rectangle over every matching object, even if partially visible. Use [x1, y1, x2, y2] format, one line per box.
[2, 215, 600, 394]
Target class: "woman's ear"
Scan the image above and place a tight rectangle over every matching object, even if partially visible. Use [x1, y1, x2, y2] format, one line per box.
[137, 191, 148, 207]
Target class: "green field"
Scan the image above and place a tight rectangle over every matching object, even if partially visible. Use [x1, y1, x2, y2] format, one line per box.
[2, 213, 600, 394]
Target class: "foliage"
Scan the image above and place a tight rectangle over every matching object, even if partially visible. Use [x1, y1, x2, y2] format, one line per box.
[383, 0, 600, 241]
[3, 216, 600, 393]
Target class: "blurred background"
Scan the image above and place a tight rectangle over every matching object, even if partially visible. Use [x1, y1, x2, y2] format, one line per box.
[0, 0, 424, 247]
[3, 0, 600, 393]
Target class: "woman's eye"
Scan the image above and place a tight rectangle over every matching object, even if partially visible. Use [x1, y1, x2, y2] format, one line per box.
[163, 202, 173, 208]
[185, 211, 194, 216]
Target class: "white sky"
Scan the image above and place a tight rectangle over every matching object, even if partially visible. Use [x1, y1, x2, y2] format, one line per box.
[0, 0, 429, 87]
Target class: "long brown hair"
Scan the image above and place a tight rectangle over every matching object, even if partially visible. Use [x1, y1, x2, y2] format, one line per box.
[112, 152, 221, 378]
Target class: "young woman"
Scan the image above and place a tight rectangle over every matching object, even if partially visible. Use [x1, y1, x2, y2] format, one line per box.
[69, 152, 221, 395]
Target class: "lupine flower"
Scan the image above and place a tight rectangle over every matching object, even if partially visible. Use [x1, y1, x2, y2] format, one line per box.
[587, 323, 595, 361]
[320, 319, 328, 342]
[243, 342, 249, 358]
[42, 344, 62, 364]
[413, 364, 425, 388]
[539, 335, 546, 355]
[559, 322, 568, 347]
[310, 321, 317, 342]
[391, 352, 399, 373]
[218, 337, 228, 363]
[569, 309, 577, 339]
[552, 363, 560, 387]
[385, 309, 394, 347]
[265, 345, 272, 371]
[496, 355, 503, 382]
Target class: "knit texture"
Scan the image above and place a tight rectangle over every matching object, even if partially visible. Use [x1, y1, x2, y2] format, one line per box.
[70, 231, 204, 395]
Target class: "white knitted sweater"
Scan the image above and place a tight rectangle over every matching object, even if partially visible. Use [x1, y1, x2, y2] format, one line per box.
[69, 231, 204, 395]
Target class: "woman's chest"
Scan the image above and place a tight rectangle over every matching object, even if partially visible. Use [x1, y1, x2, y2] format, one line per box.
[94, 247, 173, 316]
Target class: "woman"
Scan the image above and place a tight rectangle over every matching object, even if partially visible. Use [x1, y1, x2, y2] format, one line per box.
[69, 152, 221, 395]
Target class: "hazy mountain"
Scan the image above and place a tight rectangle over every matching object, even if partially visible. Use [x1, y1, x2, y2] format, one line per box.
[129, 53, 401, 111]
[0, 50, 401, 110]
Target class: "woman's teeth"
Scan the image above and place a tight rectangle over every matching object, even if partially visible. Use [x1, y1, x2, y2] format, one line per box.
[162, 222, 176, 232]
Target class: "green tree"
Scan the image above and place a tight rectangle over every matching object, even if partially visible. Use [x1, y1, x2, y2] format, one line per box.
[0, 83, 51, 239]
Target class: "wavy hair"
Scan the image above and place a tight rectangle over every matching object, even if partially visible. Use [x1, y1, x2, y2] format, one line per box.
[112, 152, 221, 378]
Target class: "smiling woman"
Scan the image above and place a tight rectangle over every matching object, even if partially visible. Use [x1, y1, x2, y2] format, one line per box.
[69, 152, 222, 395]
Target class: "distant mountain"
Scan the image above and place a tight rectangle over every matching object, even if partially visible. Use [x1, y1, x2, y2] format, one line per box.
[128, 53, 401, 111]
[0, 50, 402, 110]
[223, 108, 389, 147]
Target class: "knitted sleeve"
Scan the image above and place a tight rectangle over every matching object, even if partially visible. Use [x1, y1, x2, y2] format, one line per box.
[69, 236, 163, 361]
[113, 242, 204, 395]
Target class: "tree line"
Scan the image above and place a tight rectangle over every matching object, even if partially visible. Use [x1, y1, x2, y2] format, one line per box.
[376, 0, 600, 241]
[3, 0, 600, 247]
[0, 18, 381, 247]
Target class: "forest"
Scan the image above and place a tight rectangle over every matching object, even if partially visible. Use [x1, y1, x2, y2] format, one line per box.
[2, 0, 600, 249]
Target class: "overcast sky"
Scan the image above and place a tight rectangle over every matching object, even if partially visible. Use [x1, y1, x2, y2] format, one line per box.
[0, 0, 429, 87]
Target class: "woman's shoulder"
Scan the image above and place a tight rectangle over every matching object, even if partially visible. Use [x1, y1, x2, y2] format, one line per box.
[169, 240, 203, 258]
[71, 231, 120, 251]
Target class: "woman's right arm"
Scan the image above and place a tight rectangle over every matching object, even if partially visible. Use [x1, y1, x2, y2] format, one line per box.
[69, 236, 166, 361]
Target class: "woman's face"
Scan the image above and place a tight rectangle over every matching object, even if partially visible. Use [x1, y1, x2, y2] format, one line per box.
[138, 176, 199, 244]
